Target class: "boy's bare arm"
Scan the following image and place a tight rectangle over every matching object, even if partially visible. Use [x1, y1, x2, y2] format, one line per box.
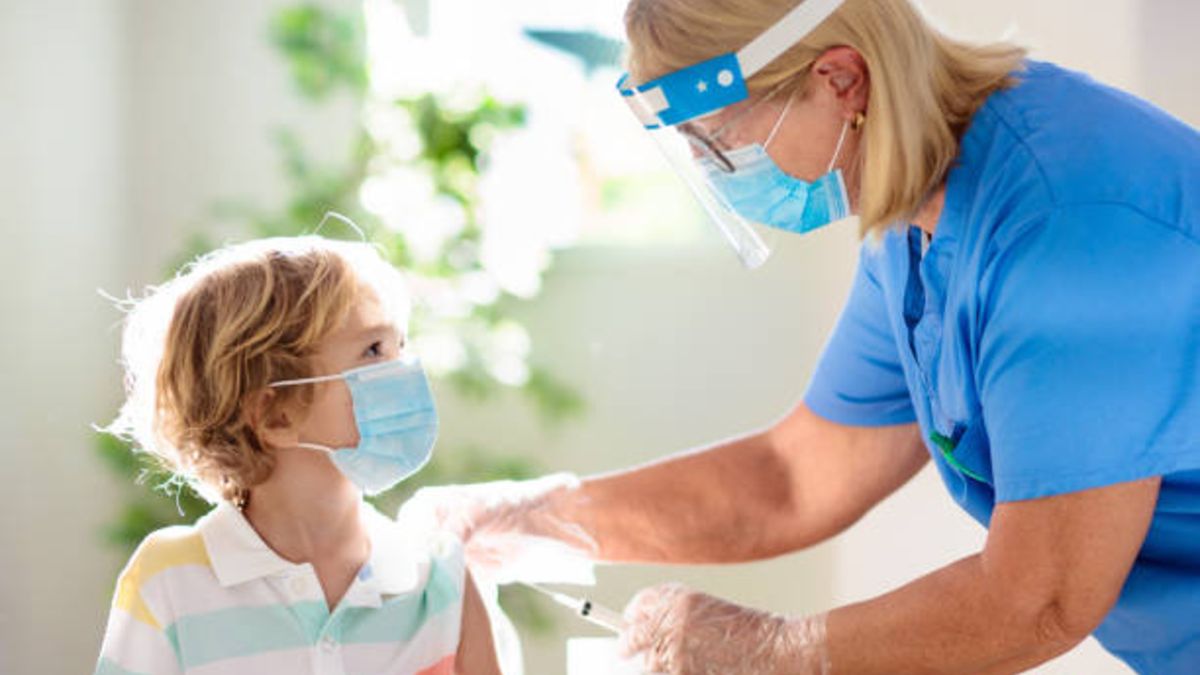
[456, 570, 502, 675]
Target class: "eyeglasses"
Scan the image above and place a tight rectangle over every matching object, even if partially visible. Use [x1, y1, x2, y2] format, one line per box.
[677, 81, 792, 174]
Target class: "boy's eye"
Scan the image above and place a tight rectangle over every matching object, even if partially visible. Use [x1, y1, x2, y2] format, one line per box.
[364, 341, 383, 358]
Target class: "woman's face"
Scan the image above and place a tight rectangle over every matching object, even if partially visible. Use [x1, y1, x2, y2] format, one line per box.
[682, 47, 869, 198]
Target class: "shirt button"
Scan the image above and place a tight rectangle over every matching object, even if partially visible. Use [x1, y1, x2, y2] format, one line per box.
[320, 636, 337, 652]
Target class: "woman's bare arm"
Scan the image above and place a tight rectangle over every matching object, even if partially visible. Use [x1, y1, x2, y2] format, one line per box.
[554, 403, 928, 563]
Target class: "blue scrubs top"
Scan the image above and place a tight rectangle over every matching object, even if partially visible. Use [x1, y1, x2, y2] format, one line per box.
[805, 61, 1200, 672]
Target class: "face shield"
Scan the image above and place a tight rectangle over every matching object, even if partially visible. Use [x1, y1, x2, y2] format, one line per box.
[616, 0, 847, 269]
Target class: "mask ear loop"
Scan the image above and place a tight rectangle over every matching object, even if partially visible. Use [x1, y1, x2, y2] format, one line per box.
[763, 92, 797, 149]
[826, 119, 851, 173]
[266, 375, 343, 455]
[269, 371, 345, 388]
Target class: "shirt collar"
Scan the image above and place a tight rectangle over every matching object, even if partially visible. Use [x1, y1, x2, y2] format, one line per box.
[197, 500, 428, 596]
[198, 501, 299, 587]
[359, 502, 429, 597]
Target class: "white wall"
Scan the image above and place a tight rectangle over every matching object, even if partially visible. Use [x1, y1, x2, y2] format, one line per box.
[124, 0, 360, 283]
[1138, 0, 1200, 128]
[0, 2, 128, 673]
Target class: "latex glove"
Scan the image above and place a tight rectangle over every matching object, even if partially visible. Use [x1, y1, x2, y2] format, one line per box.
[618, 583, 830, 675]
[396, 472, 598, 585]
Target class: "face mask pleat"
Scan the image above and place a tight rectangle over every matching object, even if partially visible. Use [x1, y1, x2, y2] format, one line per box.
[348, 375, 434, 420]
[702, 120, 853, 234]
[270, 357, 439, 495]
[355, 409, 439, 438]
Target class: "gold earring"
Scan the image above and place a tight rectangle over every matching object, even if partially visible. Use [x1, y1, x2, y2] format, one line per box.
[851, 111, 866, 130]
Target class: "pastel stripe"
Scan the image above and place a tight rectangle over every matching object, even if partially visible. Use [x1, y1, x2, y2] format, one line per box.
[115, 527, 211, 630]
[165, 601, 327, 670]
[95, 657, 148, 675]
[338, 556, 461, 644]
[340, 604, 462, 674]
[96, 608, 182, 674]
[186, 648, 311, 675]
[96, 504, 466, 674]
[159, 558, 461, 669]
[140, 564, 297, 616]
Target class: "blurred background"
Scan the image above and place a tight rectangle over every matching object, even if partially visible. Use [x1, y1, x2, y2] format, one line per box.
[1, 0, 1197, 672]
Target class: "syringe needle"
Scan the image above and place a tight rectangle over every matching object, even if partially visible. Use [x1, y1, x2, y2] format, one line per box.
[520, 582, 625, 633]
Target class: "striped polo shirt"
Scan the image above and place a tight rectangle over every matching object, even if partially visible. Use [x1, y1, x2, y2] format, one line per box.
[94, 501, 464, 675]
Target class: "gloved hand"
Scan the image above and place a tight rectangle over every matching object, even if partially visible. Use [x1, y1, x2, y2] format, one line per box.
[396, 472, 598, 585]
[618, 583, 830, 675]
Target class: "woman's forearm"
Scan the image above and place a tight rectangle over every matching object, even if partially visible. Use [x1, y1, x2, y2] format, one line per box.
[555, 430, 800, 564]
[822, 478, 1156, 673]
[615, 473, 1153, 675]
[617, 552, 1084, 675]
[546, 407, 925, 564]
[824, 555, 1068, 673]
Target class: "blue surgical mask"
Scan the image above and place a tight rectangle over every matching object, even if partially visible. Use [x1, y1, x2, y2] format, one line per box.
[269, 356, 438, 495]
[702, 98, 852, 234]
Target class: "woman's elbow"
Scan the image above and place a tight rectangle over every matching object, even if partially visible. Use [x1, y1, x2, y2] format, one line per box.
[1015, 591, 1110, 654]
[1034, 598, 1106, 650]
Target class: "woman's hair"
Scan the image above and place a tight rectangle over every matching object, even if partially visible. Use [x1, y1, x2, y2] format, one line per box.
[624, 0, 1027, 236]
[103, 236, 411, 504]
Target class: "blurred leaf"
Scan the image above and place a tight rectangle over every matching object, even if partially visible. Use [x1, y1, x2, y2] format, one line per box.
[95, 432, 141, 475]
[97, 434, 213, 552]
[448, 364, 501, 401]
[397, 94, 525, 177]
[102, 502, 168, 550]
[270, 5, 367, 99]
[525, 368, 586, 423]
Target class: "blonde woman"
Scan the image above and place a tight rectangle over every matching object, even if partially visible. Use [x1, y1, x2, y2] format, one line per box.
[405, 0, 1200, 672]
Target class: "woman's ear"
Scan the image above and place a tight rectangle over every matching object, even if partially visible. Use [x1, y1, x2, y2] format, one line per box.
[810, 46, 870, 121]
[243, 388, 299, 451]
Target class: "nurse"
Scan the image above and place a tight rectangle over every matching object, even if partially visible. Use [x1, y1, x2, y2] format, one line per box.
[407, 0, 1200, 672]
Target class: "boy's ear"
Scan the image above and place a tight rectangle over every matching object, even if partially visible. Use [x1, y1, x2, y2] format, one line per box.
[244, 388, 299, 451]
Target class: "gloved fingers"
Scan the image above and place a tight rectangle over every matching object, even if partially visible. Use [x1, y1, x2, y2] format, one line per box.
[618, 584, 828, 675]
[395, 484, 480, 540]
[460, 485, 598, 583]
[617, 583, 692, 671]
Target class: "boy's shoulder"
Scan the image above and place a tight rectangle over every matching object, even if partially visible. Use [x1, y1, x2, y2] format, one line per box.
[119, 523, 212, 590]
[113, 523, 211, 630]
[368, 504, 466, 595]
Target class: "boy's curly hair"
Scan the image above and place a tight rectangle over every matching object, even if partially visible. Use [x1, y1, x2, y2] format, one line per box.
[104, 236, 410, 504]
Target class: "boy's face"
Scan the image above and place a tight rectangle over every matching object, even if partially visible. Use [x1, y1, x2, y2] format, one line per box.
[291, 284, 406, 451]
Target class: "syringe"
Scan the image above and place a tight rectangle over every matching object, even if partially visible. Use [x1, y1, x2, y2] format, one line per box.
[519, 582, 626, 634]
